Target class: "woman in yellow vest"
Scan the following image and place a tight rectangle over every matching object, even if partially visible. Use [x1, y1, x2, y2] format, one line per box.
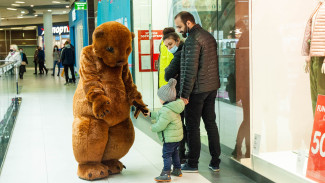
[158, 28, 177, 88]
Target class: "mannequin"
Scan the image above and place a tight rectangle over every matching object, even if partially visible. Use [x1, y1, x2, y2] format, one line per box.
[302, 0, 325, 115]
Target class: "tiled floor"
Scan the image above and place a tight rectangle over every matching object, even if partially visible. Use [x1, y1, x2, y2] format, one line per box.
[0, 69, 255, 183]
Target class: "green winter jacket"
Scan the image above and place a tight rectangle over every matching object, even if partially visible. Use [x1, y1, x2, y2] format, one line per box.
[151, 99, 185, 143]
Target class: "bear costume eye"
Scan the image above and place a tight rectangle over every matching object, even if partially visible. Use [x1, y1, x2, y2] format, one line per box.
[106, 47, 114, 53]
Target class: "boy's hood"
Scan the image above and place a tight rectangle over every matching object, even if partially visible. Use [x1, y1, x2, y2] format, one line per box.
[164, 99, 184, 114]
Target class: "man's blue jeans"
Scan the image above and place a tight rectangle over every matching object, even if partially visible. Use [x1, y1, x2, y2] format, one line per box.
[53, 60, 60, 75]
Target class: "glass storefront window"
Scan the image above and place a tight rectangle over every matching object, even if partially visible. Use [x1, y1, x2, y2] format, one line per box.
[250, 1, 322, 182]
[167, 0, 250, 163]
[132, 0, 324, 182]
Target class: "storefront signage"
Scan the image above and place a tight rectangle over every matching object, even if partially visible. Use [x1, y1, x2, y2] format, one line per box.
[72, 9, 76, 21]
[38, 25, 70, 36]
[306, 95, 325, 182]
[138, 30, 163, 72]
[115, 17, 128, 28]
[75, 2, 87, 10]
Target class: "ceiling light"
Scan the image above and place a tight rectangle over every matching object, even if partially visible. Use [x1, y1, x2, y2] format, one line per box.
[11, 27, 22, 30]
[21, 11, 25, 14]
[11, 4, 20, 6]
[0, 29, 3, 30]
[7, 8, 17, 11]
[66, 6, 69, 8]
[34, 14, 38, 17]
[1, 18, 4, 20]
[48, 10, 52, 12]
[24, 26, 35, 30]
[17, 16, 23, 19]
[30, 5, 34, 7]
[15, 1, 25, 3]
[52, 1, 61, 3]
[63, 11, 66, 13]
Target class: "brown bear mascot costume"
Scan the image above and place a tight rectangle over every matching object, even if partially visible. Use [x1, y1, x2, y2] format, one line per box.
[72, 22, 148, 181]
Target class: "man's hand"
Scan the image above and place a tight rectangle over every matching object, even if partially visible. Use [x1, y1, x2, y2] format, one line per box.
[180, 97, 189, 105]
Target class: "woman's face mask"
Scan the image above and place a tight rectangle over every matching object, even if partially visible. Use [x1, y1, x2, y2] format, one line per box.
[169, 45, 178, 54]
[10, 49, 13, 52]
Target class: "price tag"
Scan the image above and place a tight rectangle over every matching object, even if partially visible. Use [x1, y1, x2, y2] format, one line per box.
[306, 95, 325, 182]
[253, 134, 261, 155]
[296, 149, 306, 174]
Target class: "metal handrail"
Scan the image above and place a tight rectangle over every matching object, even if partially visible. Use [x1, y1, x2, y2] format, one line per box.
[0, 61, 16, 68]
[0, 60, 19, 94]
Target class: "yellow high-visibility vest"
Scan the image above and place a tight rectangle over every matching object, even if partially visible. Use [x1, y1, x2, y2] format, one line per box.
[159, 41, 174, 88]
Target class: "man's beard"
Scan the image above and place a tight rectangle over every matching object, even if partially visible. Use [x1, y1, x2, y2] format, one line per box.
[182, 24, 188, 38]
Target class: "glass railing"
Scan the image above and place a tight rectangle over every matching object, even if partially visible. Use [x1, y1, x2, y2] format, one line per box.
[0, 60, 20, 174]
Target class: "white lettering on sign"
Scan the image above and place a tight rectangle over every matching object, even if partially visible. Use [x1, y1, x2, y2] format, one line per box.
[317, 105, 325, 112]
[311, 131, 325, 157]
[41, 25, 70, 35]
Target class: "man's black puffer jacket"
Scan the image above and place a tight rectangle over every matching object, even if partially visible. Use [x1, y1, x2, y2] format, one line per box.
[180, 24, 220, 99]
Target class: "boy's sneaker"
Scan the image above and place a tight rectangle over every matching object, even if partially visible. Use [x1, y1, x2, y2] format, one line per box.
[208, 164, 220, 172]
[171, 168, 182, 177]
[154, 170, 171, 182]
[181, 163, 198, 173]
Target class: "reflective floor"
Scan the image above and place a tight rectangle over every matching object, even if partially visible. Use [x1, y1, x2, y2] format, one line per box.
[0, 69, 255, 183]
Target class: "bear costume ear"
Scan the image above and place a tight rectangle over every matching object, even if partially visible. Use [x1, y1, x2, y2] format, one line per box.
[94, 29, 105, 39]
[131, 32, 135, 39]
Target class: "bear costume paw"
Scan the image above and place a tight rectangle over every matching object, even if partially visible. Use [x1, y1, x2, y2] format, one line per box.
[133, 100, 149, 119]
[78, 163, 109, 181]
[102, 159, 125, 175]
[92, 95, 111, 119]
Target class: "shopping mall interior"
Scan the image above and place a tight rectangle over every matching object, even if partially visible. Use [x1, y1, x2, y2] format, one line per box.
[0, 0, 324, 183]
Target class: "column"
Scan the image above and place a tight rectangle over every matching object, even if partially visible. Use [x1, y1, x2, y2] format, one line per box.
[87, 0, 95, 44]
[43, 11, 53, 68]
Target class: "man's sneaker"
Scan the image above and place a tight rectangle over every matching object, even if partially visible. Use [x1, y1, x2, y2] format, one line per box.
[64, 82, 69, 86]
[181, 163, 198, 173]
[208, 164, 220, 172]
[171, 168, 182, 177]
[154, 170, 171, 182]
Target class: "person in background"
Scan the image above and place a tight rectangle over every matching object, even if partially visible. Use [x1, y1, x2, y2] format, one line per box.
[61, 41, 75, 85]
[5, 44, 22, 67]
[18, 48, 28, 79]
[52, 45, 61, 76]
[163, 27, 188, 164]
[174, 11, 221, 172]
[144, 78, 185, 182]
[38, 46, 48, 75]
[33, 46, 39, 75]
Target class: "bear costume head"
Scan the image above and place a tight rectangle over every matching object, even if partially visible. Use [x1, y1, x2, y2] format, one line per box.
[92, 22, 135, 67]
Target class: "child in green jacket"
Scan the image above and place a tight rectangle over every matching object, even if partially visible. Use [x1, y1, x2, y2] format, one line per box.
[145, 78, 185, 182]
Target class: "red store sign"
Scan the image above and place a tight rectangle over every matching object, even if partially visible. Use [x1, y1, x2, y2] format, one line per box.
[138, 30, 163, 72]
[307, 95, 325, 182]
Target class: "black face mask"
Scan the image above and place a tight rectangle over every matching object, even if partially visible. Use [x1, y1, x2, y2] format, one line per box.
[10, 49, 13, 52]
